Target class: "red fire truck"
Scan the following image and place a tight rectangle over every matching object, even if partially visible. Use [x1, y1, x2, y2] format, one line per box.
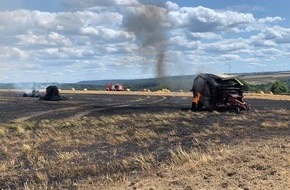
[105, 83, 125, 91]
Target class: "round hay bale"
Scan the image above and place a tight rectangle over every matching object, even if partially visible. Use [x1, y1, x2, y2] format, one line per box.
[40, 86, 66, 101]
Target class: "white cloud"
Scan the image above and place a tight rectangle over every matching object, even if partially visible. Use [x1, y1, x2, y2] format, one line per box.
[168, 6, 256, 32]
[202, 39, 250, 53]
[165, 1, 179, 11]
[186, 32, 221, 41]
[59, 0, 139, 10]
[81, 26, 133, 42]
[219, 54, 241, 61]
[0, 47, 27, 59]
[262, 26, 290, 44]
[17, 32, 72, 47]
[257, 17, 284, 24]
[169, 35, 201, 49]
[0, 10, 123, 35]
[255, 48, 285, 57]
[0, 1, 290, 82]
[250, 26, 290, 47]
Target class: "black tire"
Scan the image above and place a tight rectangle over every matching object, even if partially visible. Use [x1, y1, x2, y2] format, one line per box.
[192, 102, 203, 111]
[192, 102, 197, 111]
[235, 107, 241, 114]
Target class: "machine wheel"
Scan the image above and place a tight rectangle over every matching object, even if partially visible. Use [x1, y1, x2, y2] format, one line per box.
[235, 107, 241, 114]
[191, 102, 197, 111]
[192, 102, 203, 111]
[208, 105, 214, 112]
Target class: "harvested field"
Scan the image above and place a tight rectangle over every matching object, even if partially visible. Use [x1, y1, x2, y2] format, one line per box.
[0, 90, 289, 189]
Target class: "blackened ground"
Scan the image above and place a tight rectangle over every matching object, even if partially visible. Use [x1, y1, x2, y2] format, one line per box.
[0, 91, 289, 123]
[247, 99, 290, 110]
[0, 91, 289, 190]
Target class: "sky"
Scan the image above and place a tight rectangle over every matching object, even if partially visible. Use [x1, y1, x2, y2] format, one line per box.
[0, 0, 290, 83]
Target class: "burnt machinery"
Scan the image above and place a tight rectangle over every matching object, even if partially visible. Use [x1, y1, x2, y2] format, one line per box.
[191, 73, 250, 112]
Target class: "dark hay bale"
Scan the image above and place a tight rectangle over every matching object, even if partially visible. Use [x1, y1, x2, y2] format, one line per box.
[40, 86, 66, 101]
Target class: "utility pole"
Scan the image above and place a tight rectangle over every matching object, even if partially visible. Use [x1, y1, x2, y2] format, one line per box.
[228, 63, 231, 74]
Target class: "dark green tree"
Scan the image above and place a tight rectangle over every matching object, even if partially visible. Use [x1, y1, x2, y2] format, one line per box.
[238, 79, 251, 91]
[270, 81, 289, 94]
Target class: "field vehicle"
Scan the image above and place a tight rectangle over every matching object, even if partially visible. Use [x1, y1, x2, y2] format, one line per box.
[191, 73, 250, 112]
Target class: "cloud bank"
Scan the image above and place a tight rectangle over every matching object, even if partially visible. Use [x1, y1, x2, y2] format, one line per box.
[0, 0, 289, 82]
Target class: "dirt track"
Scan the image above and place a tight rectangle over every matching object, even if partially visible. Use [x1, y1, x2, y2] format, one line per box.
[1, 91, 290, 123]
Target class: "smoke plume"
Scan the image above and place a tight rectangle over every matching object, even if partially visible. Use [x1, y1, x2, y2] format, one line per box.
[123, 4, 169, 77]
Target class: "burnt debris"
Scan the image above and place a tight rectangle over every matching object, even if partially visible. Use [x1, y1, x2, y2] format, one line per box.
[23, 90, 41, 98]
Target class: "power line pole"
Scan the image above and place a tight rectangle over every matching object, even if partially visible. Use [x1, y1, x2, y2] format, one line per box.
[228, 63, 231, 74]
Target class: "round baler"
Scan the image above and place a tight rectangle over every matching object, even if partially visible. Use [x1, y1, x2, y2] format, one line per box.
[191, 73, 250, 112]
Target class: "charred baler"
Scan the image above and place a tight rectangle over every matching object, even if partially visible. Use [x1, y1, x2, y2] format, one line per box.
[191, 73, 250, 112]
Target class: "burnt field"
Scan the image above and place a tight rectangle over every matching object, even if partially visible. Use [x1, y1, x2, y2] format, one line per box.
[0, 90, 289, 189]
[1, 90, 290, 123]
[0, 91, 192, 123]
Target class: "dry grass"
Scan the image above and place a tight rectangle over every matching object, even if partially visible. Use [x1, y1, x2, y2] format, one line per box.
[0, 108, 289, 189]
[261, 121, 289, 128]
[245, 93, 290, 101]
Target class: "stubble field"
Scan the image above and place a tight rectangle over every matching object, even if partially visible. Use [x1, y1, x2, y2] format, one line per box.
[0, 90, 289, 189]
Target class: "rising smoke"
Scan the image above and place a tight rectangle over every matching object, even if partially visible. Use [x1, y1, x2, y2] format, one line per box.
[123, 4, 170, 77]
[13, 83, 47, 93]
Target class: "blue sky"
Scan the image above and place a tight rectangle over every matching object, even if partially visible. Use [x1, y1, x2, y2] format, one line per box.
[0, 0, 290, 83]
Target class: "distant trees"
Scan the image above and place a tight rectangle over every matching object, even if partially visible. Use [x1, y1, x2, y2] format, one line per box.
[238, 79, 251, 91]
[270, 81, 289, 94]
[237, 79, 289, 94]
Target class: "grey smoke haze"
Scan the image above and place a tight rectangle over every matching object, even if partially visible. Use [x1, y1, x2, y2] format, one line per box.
[157, 51, 166, 77]
[123, 4, 169, 77]
[13, 83, 47, 93]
